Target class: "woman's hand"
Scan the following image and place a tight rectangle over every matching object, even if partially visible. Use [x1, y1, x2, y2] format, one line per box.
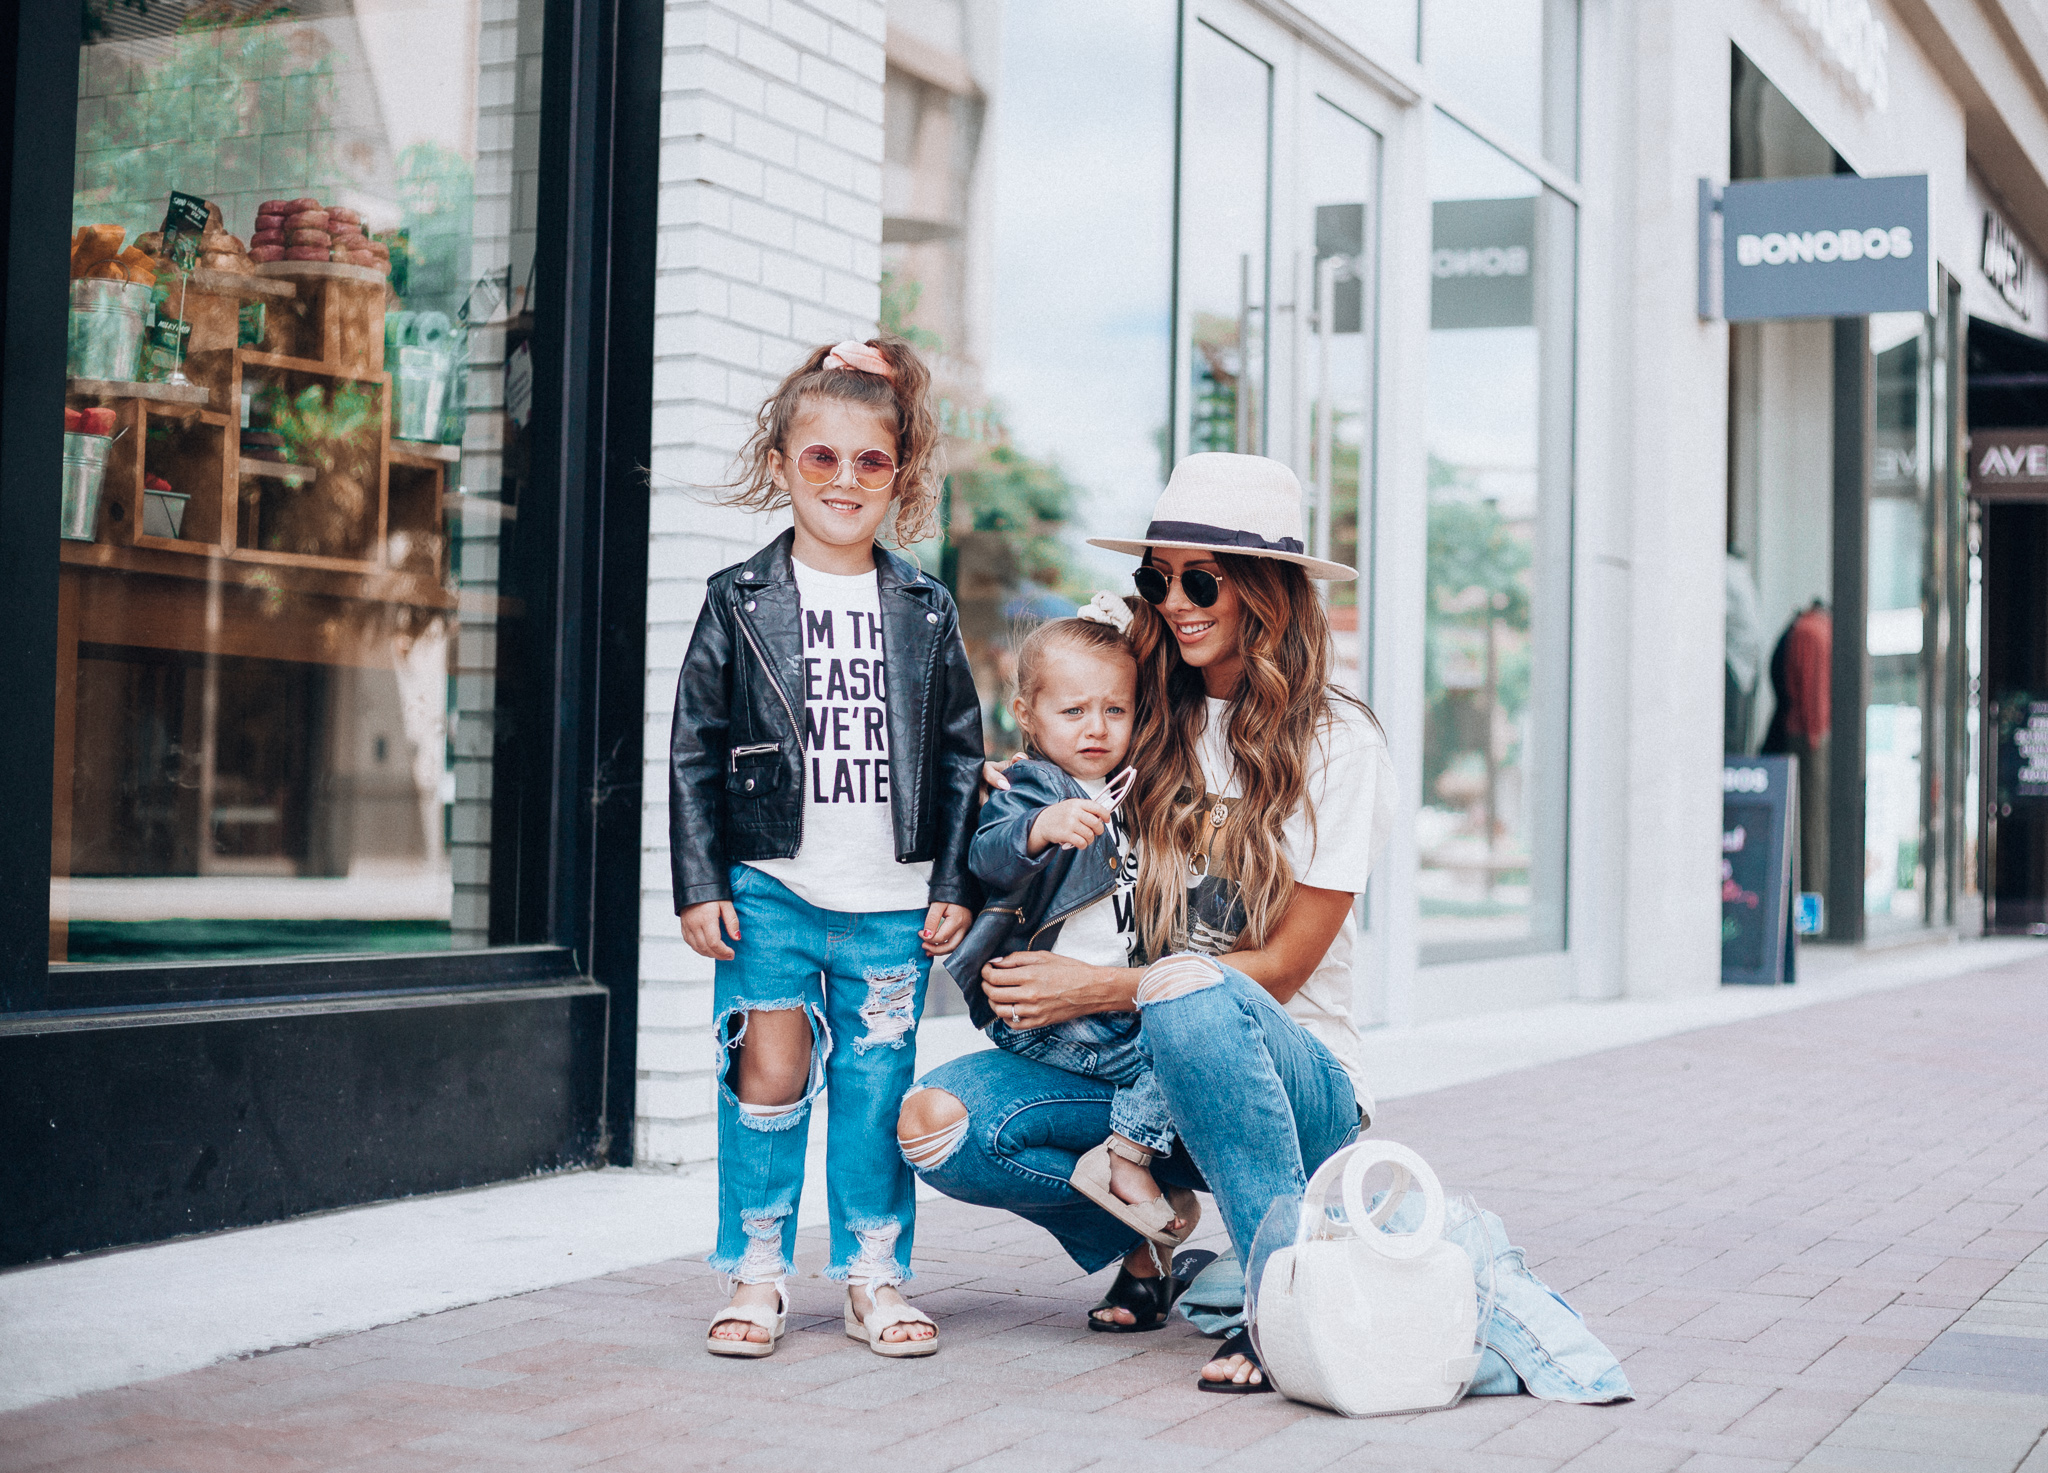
[681, 900, 739, 960]
[980, 754, 1022, 795]
[981, 952, 1138, 1030]
[921, 902, 972, 957]
[1028, 797, 1113, 854]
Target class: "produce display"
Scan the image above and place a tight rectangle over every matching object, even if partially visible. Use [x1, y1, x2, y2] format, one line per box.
[64, 407, 118, 436]
[69, 224, 159, 285]
[250, 197, 389, 273]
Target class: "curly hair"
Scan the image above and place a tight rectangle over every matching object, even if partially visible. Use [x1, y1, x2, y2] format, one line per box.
[723, 336, 944, 547]
[1125, 554, 1373, 958]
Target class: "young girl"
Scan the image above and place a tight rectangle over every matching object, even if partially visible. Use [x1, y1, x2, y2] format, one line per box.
[943, 597, 1198, 1256]
[671, 337, 983, 1360]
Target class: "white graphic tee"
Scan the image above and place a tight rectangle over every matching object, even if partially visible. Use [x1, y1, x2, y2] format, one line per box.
[1048, 774, 1138, 968]
[743, 559, 933, 914]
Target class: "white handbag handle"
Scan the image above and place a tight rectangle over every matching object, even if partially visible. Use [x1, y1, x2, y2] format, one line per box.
[1335, 1141, 1447, 1261]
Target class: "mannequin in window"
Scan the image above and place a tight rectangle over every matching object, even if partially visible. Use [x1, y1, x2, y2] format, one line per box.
[1761, 601, 1831, 899]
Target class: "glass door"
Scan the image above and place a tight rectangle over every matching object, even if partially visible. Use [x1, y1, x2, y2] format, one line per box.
[1175, 2, 1391, 693]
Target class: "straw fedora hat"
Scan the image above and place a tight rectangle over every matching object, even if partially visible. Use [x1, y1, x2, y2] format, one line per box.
[1087, 452, 1358, 582]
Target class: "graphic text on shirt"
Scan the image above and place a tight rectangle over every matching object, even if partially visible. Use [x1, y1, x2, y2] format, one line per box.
[800, 599, 892, 807]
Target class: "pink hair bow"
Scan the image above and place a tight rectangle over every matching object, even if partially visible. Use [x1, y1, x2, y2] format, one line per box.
[822, 339, 895, 380]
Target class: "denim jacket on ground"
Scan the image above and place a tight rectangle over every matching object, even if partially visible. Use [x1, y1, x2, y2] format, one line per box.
[939, 759, 1121, 1028]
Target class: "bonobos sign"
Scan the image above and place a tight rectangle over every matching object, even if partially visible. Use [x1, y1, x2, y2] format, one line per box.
[1721, 173, 1931, 321]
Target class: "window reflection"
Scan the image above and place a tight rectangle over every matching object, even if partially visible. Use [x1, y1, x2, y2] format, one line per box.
[58, 2, 540, 962]
[1867, 312, 1931, 928]
[1179, 22, 1273, 462]
[1422, 110, 1572, 958]
[1306, 97, 1381, 694]
[1422, 0, 1577, 171]
[885, 0, 1177, 756]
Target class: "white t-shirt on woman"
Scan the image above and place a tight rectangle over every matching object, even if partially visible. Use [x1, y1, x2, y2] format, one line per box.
[1189, 693, 1396, 1112]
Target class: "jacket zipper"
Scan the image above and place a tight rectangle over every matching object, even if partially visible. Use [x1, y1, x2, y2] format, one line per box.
[733, 598, 800, 739]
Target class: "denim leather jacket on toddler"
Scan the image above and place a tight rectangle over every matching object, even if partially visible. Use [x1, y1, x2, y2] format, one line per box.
[933, 758, 1123, 1028]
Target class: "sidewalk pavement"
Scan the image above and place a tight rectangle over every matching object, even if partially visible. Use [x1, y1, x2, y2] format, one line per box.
[3, 940, 2046, 1470]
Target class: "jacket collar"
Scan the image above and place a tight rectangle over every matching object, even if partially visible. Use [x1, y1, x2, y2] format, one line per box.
[735, 527, 940, 602]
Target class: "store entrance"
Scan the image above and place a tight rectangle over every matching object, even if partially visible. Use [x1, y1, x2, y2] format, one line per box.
[1967, 318, 2048, 932]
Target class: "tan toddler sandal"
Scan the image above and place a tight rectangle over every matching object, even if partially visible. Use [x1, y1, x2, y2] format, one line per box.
[1070, 1140, 1202, 1247]
[844, 1286, 939, 1358]
[705, 1282, 787, 1358]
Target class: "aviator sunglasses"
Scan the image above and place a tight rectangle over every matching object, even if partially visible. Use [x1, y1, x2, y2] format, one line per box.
[794, 443, 898, 491]
[1132, 564, 1224, 608]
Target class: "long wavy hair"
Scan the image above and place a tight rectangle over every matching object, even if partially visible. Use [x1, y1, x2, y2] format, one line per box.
[1127, 553, 1370, 959]
[723, 336, 944, 547]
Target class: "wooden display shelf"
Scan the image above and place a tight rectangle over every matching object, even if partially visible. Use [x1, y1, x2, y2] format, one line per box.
[237, 348, 380, 380]
[67, 377, 212, 405]
[184, 268, 298, 302]
[239, 456, 317, 486]
[58, 538, 461, 610]
[392, 438, 461, 464]
[253, 259, 389, 288]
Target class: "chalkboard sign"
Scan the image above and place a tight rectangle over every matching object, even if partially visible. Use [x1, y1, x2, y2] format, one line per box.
[1994, 694, 2048, 806]
[1723, 755, 1797, 985]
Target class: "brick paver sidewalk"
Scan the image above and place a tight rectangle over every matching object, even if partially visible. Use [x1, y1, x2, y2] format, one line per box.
[5, 956, 2047, 1472]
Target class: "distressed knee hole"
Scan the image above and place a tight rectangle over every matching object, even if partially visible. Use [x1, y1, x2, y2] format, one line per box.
[734, 1209, 790, 1285]
[718, 1001, 827, 1128]
[856, 961, 919, 1052]
[898, 1085, 969, 1171]
[1134, 954, 1226, 1005]
[841, 1220, 905, 1288]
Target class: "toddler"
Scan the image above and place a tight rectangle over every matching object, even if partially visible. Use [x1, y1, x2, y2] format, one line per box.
[946, 596, 1196, 1248]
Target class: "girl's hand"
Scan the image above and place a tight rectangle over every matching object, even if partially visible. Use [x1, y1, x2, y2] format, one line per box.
[1028, 797, 1113, 854]
[681, 900, 740, 960]
[921, 902, 972, 957]
[981, 952, 1135, 1029]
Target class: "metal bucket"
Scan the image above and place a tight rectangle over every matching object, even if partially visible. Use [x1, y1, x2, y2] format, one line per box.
[61, 431, 113, 541]
[66, 278, 152, 382]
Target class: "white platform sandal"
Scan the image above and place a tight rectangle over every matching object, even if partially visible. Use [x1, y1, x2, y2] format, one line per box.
[705, 1281, 788, 1358]
[844, 1285, 939, 1358]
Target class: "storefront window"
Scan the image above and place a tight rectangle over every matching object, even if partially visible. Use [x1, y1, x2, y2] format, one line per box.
[1421, 109, 1574, 959]
[1306, 96, 1382, 692]
[1867, 312, 1932, 929]
[1422, 0, 1578, 172]
[57, 2, 543, 962]
[886, 0, 1178, 756]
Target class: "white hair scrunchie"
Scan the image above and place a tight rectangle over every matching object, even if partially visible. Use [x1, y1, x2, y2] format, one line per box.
[1076, 591, 1133, 634]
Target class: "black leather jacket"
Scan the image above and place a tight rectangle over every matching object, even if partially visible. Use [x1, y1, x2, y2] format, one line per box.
[669, 530, 984, 911]
[935, 759, 1122, 1029]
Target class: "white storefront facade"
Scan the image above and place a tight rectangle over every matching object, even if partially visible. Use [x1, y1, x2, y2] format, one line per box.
[635, 0, 2048, 1165]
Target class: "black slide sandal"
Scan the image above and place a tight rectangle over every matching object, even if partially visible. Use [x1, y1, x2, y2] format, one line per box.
[1086, 1248, 1218, 1334]
[1195, 1327, 1275, 1394]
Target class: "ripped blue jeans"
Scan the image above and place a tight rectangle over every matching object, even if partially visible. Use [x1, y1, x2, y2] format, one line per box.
[712, 863, 929, 1287]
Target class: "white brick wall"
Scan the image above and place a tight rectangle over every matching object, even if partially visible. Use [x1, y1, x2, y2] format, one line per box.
[636, 0, 886, 1169]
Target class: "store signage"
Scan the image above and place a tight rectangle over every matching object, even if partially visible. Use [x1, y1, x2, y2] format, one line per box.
[1722, 755, 1797, 985]
[1981, 210, 2033, 322]
[1430, 197, 1535, 331]
[1766, 0, 1890, 112]
[1968, 429, 2048, 497]
[1315, 202, 1366, 334]
[1719, 173, 1930, 320]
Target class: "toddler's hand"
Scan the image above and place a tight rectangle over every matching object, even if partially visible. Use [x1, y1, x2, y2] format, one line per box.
[1029, 797, 1113, 853]
[681, 900, 740, 960]
[921, 902, 972, 956]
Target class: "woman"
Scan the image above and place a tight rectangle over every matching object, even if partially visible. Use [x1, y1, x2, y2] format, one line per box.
[898, 452, 1395, 1394]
